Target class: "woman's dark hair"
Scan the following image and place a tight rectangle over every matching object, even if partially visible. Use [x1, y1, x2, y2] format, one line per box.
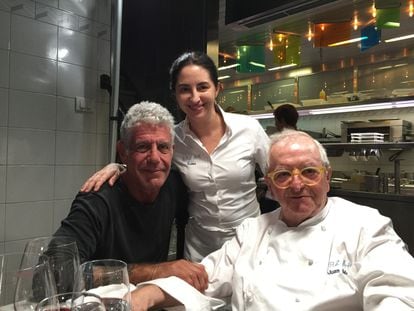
[169, 51, 219, 91]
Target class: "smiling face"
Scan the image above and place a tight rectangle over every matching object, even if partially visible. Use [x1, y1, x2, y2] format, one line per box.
[266, 134, 331, 227]
[117, 123, 173, 202]
[174, 64, 219, 121]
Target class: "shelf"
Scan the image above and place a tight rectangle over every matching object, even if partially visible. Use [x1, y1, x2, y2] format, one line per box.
[322, 142, 414, 151]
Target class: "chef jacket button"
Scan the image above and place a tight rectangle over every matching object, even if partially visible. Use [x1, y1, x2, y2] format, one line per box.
[308, 259, 314, 266]
[295, 298, 300, 303]
[267, 228, 272, 234]
[321, 225, 326, 231]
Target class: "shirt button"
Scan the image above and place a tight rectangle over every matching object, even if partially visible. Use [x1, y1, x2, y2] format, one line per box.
[321, 225, 326, 231]
[295, 298, 300, 303]
[267, 228, 272, 234]
[308, 259, 314, 266]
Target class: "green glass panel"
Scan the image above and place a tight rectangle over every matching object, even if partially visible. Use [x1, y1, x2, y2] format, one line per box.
[237, 45, 265, 73]
[376, 7, 400, 28]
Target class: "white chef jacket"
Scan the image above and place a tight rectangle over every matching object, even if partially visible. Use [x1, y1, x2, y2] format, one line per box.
[138, 197, 414, 310]
[173, 106, 269, 261]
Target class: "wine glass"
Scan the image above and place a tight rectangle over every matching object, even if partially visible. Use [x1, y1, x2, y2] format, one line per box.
[36, 292, 105, 311]
[22, 236, 81, 293]
[79, 259, 131, 311]
[0, 252, 57, 310]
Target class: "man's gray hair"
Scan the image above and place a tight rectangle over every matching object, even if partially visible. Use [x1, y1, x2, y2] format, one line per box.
[269, 129, 330, 167]
[120, 101, 175, 144]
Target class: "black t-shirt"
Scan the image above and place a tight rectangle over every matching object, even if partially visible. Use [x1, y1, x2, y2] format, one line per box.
[54, 170, 188, 264]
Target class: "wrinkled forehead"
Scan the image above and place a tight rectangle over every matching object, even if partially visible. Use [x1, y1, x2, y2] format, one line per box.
[128, 123, 173, 141]
[269, 136, 320, 166]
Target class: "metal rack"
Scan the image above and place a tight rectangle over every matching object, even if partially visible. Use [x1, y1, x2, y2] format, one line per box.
[323, 142, 414, 194]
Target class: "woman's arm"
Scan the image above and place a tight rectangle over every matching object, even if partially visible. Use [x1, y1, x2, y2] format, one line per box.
[80, 163, 125, 192]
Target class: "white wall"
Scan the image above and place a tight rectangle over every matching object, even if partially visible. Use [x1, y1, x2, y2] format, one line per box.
[0, 0, 111, 253]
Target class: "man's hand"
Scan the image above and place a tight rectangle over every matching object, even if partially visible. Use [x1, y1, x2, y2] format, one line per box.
[154, 260, 209, 292]
[129, 260, 209, 293]
[80, 163, 124, 192]
[130, 284, 179, 311]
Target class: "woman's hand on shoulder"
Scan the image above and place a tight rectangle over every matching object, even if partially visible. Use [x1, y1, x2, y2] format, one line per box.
[80, 163, 125, 192]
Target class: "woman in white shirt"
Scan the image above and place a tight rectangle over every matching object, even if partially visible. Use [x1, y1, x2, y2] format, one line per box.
[81, 51, 269, 262]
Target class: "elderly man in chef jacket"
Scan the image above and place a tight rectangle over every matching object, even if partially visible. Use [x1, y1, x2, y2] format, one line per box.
[129, 129, 414, 311]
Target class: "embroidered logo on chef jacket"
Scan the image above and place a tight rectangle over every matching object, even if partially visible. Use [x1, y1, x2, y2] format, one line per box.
[327, 259, 352, 275]
[185, 154, 197, 165]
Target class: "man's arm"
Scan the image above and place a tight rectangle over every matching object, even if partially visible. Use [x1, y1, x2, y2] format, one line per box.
[128, 259, 209, 292]
[130, 284, 180, 311]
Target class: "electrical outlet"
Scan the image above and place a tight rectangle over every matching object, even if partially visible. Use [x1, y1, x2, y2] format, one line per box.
[75, 96, 93, 113]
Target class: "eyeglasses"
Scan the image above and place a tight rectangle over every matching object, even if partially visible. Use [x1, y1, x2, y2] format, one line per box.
[267, 166, 327, 189]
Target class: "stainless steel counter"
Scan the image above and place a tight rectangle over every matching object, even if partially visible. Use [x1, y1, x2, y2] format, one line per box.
[329, 189, 414, 256]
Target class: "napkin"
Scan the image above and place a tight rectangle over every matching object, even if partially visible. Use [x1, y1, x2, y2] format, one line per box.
[136, 276, 226, 311]
[87, 283, 136, 298]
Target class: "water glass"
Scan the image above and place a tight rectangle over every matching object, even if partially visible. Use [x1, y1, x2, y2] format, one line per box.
[23, 236, 81, 293]
[36, 292, 105, 311]
[0, 252, 56, 310]
[79, 259, 131, 311]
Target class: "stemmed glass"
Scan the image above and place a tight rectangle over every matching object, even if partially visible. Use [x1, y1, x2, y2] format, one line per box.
[0, 252, 57, 310]
[79, 259, 131, 311]
[36, 292, 106, 311]
[22, 236, 81, 293]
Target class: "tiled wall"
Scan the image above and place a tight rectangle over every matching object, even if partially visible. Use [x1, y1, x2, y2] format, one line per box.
[0, 0, 111, 253]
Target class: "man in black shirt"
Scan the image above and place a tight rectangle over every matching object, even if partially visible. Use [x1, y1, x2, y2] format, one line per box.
[54, 101, 208, 291]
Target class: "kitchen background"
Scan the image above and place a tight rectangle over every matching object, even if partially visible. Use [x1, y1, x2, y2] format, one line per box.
[0, 0, 111, 253]
[1, 0, 414, 254]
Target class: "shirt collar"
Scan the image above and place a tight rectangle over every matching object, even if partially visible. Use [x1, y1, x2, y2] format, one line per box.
[182, 104, 232, 137]
[297, 198, 330, 227]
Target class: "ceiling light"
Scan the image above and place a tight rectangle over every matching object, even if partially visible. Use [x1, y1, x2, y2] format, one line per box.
[353, 13, 359, 30]
[303, 100, 414, 115]
[268, 63, 297, 71]
[218, 75, 231, 80]
[229, 90, 246, 94]
[385, 33, 414, 42]
[218, 64, 239, 71]
[328, 36, 368, 47]
[249, 61, 265, 68]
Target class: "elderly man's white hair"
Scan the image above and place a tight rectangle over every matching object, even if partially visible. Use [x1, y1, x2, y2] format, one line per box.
[269, 129, 330, 168]
[120, 101, 175, 143]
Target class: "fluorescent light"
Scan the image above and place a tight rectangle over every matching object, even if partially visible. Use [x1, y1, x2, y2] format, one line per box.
[218, 75, 231, 80]
[288, 67, 312, 77]
[229, 90, 245, 94]
[248, 100, 414, 119]
[328, 36, 368, 47]
[249, 61, 265, 68]
[385, 34, 414, 42]
[383, 22, 400, 28]
[303, 100, 414, 115]
[268, 63, 297, 71]
[218, 64, 239, 71]
[249, 112, 274, 120]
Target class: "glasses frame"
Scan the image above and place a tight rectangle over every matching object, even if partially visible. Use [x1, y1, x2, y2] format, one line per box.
[267, 166, 327, 189]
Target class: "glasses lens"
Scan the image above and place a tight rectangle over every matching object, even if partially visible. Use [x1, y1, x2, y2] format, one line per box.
[272, 170, 292, 188]
[301, 167, 323, 184]
[270, 167, 324, 188]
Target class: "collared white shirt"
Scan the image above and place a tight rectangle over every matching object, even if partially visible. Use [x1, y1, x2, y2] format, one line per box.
[173, 106, 269, 261]
[139, 197, 414, 310]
